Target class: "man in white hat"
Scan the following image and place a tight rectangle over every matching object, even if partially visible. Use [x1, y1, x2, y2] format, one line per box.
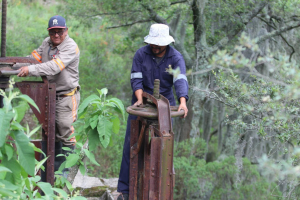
[117, 23, 189, 200]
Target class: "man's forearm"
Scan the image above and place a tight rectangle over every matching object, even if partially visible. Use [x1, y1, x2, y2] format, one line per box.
[179, 97, 186, 105]
[135, 89, 143, 102]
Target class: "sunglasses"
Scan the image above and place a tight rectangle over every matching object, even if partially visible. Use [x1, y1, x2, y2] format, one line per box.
[49, 29, 66, 36]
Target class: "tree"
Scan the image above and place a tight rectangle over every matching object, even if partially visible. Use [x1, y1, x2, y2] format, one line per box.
[61, 0, 300, 198]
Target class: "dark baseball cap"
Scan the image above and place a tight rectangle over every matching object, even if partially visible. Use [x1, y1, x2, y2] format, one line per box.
[48, 15, 67, 30]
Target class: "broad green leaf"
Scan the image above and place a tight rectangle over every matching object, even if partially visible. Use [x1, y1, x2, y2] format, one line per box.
[97, 117, 113, 148]
[78, 106, 88, 119]
[24, 189, 33, 199]
[72, 118, 84, 127]
[87, 128, 100, 151]
[105, 102, 117, 108]
[0, 188, 19, 198]
[13, 101, 29, 123]
[13, 130, 35, 176]
[0, 179, 19, 190]
[65, 154, 80, 168]
[66, 180, 74, 192]
[10, 121, 24, 131]
[79, 164, 86, 176]
[89, 115, 99, 129]
[58, 161, 66, 172]
[16, 94, 40, 113]
[0, 166, 12, 173]
[84, 117, 91, 129]
[0, 173, 5, 180]
[52, 188, 68, 198]
[20, 163, 28, 178]
[5, 144, 14, 161]
[0, 110, 14, 147]
[99, 134, 110, 149]
[107, 98, 125, 121]
[111, 116, 120, 134]
[24, 177, 31, 191]
[78, 94, 101, 114]
[84, 149, 100, 166]
[37, 182, 54, 197]
[32, 144, 46, 157]
[1, 157, 22, 192]
[29, 175, 41, 183]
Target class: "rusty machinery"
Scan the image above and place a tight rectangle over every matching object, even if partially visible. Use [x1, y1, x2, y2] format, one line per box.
[0, 58, 56, 185]
[0, 0, 55, 185]
[126, 79, 184, 200]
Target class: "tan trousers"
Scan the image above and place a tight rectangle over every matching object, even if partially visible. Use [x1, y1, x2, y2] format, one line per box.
[55, 91, 80, 146]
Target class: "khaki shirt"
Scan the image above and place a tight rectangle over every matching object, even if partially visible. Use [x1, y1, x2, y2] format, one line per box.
[27, 35, 80, 95]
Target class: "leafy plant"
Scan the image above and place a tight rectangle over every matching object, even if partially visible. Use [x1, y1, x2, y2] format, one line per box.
[0, 79, 86, 199]
[57, 88, 125, 176]
[74, 87, 125, 148]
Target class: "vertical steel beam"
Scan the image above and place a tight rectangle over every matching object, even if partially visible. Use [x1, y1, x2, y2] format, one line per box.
[1, 0, 7, 57]
[143, 126, 151, 200]
[46, 82, 56, 185]
[130, 120, 140, 200]
[0, 0, 7, 107]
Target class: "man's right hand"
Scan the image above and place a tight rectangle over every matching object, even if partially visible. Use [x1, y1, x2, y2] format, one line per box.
[17, 66, 29, 77]
[133, 99, 143, 106]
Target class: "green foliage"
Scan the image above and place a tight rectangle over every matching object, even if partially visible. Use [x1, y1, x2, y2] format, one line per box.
[0, 79, 85, 199]
[210, 32, 300, 146]
[74, 88, 125, 148]
[207, 32, 300, 198]
[174, 138, 282, 200]
[57, 88, 126, 177]
[87, 121, 126, 178]
[6, 0, 300, 198]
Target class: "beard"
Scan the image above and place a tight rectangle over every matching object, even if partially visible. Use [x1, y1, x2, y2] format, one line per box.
[150, 45, 167, 56]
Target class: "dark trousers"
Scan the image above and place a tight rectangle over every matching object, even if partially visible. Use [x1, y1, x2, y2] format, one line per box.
[117, 114, 137, 194]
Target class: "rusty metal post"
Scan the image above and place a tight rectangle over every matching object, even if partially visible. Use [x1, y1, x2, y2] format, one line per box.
[127, 79, 184, 200]
[0, 0, 7, 107]
[1, 0, 7, 57]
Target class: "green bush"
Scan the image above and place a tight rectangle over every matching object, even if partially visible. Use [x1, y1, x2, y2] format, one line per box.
[173, 138, 282, 200]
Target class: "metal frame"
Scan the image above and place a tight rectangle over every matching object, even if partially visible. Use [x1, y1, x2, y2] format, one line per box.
[127, 80, 183, 200]
[0, 58, 56, 185]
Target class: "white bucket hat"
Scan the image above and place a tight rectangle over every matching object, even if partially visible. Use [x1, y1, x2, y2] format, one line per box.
[144, 24, 175, 46]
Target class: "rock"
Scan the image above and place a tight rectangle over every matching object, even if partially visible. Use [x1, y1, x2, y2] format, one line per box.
[100, 178, 118, 189]
[72, 171, 119, 200]
[72, 171, 104, 188]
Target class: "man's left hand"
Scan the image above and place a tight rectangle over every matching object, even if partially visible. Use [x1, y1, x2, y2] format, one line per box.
[17, 66, 29, 77]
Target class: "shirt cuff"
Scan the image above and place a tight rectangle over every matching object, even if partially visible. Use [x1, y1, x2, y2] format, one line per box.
[28, 65, 37, 76]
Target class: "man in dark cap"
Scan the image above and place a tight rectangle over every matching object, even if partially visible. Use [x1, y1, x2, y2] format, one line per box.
[16, 15, 80, 175]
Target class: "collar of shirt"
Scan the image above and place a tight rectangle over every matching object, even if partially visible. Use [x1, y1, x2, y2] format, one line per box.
[143, 44, 176, 58]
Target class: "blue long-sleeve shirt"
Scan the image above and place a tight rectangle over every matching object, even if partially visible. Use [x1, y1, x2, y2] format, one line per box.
[130, 45, 189, 106]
